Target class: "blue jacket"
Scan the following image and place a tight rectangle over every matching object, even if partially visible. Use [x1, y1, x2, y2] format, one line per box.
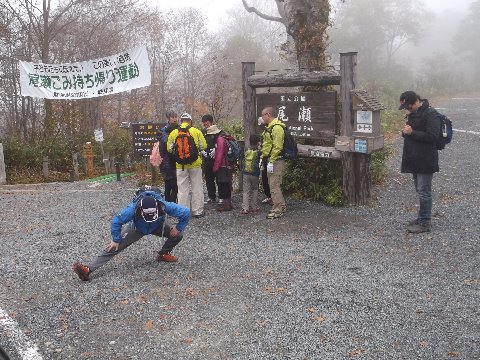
[111, 191, 190, 243]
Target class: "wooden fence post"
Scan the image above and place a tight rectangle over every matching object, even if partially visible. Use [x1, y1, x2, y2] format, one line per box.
[42, 156, 49, 179]
[72, 152, 79, 181]
[242, 62, 256, 150]
[0, 143, 6, 185]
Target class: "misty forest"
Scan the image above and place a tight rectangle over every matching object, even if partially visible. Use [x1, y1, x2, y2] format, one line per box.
[0, 0, 478, 190]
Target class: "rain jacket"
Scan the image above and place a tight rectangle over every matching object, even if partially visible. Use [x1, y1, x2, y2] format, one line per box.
[167, 122, 207, 170]
[212, 135, 231, 173]
[111, 191, 190, 243]
[401, 99, 440, 174]
[261, 118, 285, 163]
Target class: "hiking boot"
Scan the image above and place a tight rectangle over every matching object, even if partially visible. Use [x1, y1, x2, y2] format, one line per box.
[217, 199, 233, 212]
[407, 222, 431, 234]
[240, 209, 249, 215]
[266, 211, 284, 219]
[408, 219, 419, 226]
[156, 252, 177, 262]
[261, 197, 273, 205]
[73, 262, 90, 281]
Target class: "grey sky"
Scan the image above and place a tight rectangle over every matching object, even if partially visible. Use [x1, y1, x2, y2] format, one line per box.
[148, 0, 475, 28]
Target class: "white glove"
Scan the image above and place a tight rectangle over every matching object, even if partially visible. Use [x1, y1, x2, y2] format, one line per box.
[267, 162, 274, 173]
[209, 148, 216, 158]
[200, 150, 207, 158]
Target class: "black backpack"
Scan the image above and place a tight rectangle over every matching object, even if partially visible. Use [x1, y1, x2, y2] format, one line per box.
[221, 133, 241, 165]
[428, 108, 453, 150]
[267, 124, 298, 160]
[436, 113, 453, 150]
[172, 125, 199, 167]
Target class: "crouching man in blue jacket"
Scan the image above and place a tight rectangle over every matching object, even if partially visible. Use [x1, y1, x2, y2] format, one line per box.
[73, 189, 190, 281]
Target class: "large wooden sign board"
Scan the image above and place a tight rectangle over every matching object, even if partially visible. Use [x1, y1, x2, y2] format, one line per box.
[256, 92, 337, 140]
[132, 123, 162, 157]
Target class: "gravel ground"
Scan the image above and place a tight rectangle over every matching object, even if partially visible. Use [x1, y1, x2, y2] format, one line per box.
[0, 96, 479, 360]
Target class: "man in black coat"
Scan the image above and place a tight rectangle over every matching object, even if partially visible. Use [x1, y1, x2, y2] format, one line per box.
[399, 91, 441, 233]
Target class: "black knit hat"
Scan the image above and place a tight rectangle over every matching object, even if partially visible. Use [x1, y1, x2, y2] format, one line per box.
[140, 196, 159, 222]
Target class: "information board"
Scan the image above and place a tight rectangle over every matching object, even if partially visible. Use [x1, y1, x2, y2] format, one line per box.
[132, 123, 162, 157]
[256, 92, 337, 140]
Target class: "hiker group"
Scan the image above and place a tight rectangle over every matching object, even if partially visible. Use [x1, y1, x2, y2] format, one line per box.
[72, 106, 292, 281]
[73, 91, 451, 281]
[152, 107, 293, 220]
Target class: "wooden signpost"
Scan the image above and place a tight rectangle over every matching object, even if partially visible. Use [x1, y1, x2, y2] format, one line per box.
[242, 52, 385, 205]
[83, 142, 94, 178]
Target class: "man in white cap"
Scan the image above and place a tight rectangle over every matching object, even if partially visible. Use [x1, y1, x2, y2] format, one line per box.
[167, 113, 207, 218]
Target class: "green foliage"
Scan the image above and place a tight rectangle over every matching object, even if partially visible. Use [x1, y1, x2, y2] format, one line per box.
[217, 119, 245, 140]
[371, 144, 393, 184]
[282, 158, 345, 206]
[100, 121, 133, 161]
[1, 124, 133, 184]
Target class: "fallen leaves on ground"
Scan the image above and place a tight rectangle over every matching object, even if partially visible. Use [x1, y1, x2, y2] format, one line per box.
[145, 320, 154, 329]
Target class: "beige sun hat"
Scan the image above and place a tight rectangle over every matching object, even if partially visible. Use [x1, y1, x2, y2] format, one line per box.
[206, 125, 221, 135]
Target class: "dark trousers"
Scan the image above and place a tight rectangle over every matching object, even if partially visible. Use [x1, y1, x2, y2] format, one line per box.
[87, 222, 183, 273]
[164, 177, 178, 203]
[218, 182, 231, 200]
[261, 164, 271, 198]
[203, 161, 217, 200]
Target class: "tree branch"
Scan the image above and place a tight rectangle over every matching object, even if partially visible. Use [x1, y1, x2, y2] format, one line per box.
[241, 0, 284, 24]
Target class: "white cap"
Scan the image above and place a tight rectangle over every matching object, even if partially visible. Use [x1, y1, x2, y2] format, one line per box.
[180, 113, 192, 121]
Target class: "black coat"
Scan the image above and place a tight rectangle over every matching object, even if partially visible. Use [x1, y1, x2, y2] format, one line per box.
[401, 100, 440, 174]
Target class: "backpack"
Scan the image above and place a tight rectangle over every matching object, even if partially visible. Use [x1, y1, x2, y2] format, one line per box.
[221, 134, 241, 165]
[436, 112, 453, 150]
[243, 148, 260, 174]
[268, 124, 298, 160]
[149, 141, 162, 167]
[172, 125, 199, 167]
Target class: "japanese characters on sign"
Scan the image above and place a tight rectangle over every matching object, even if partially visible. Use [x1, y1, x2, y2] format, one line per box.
[132, 123, 162, 157]
[256, 92, 336, 140]
[354, 139, 368, 153]
[19, 46, 151, 99]
[355, 110, 373, 133]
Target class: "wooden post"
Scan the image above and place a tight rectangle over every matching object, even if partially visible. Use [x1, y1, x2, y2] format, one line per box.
[72, 152, 79, 181]
[340, 52, 371, 205]
[99, 141, 109, 174]
[0, 143, 6, 185]
[42, 156, 49, 179]
[83, 143, 94, 178]
[242, 62, 256, 150]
